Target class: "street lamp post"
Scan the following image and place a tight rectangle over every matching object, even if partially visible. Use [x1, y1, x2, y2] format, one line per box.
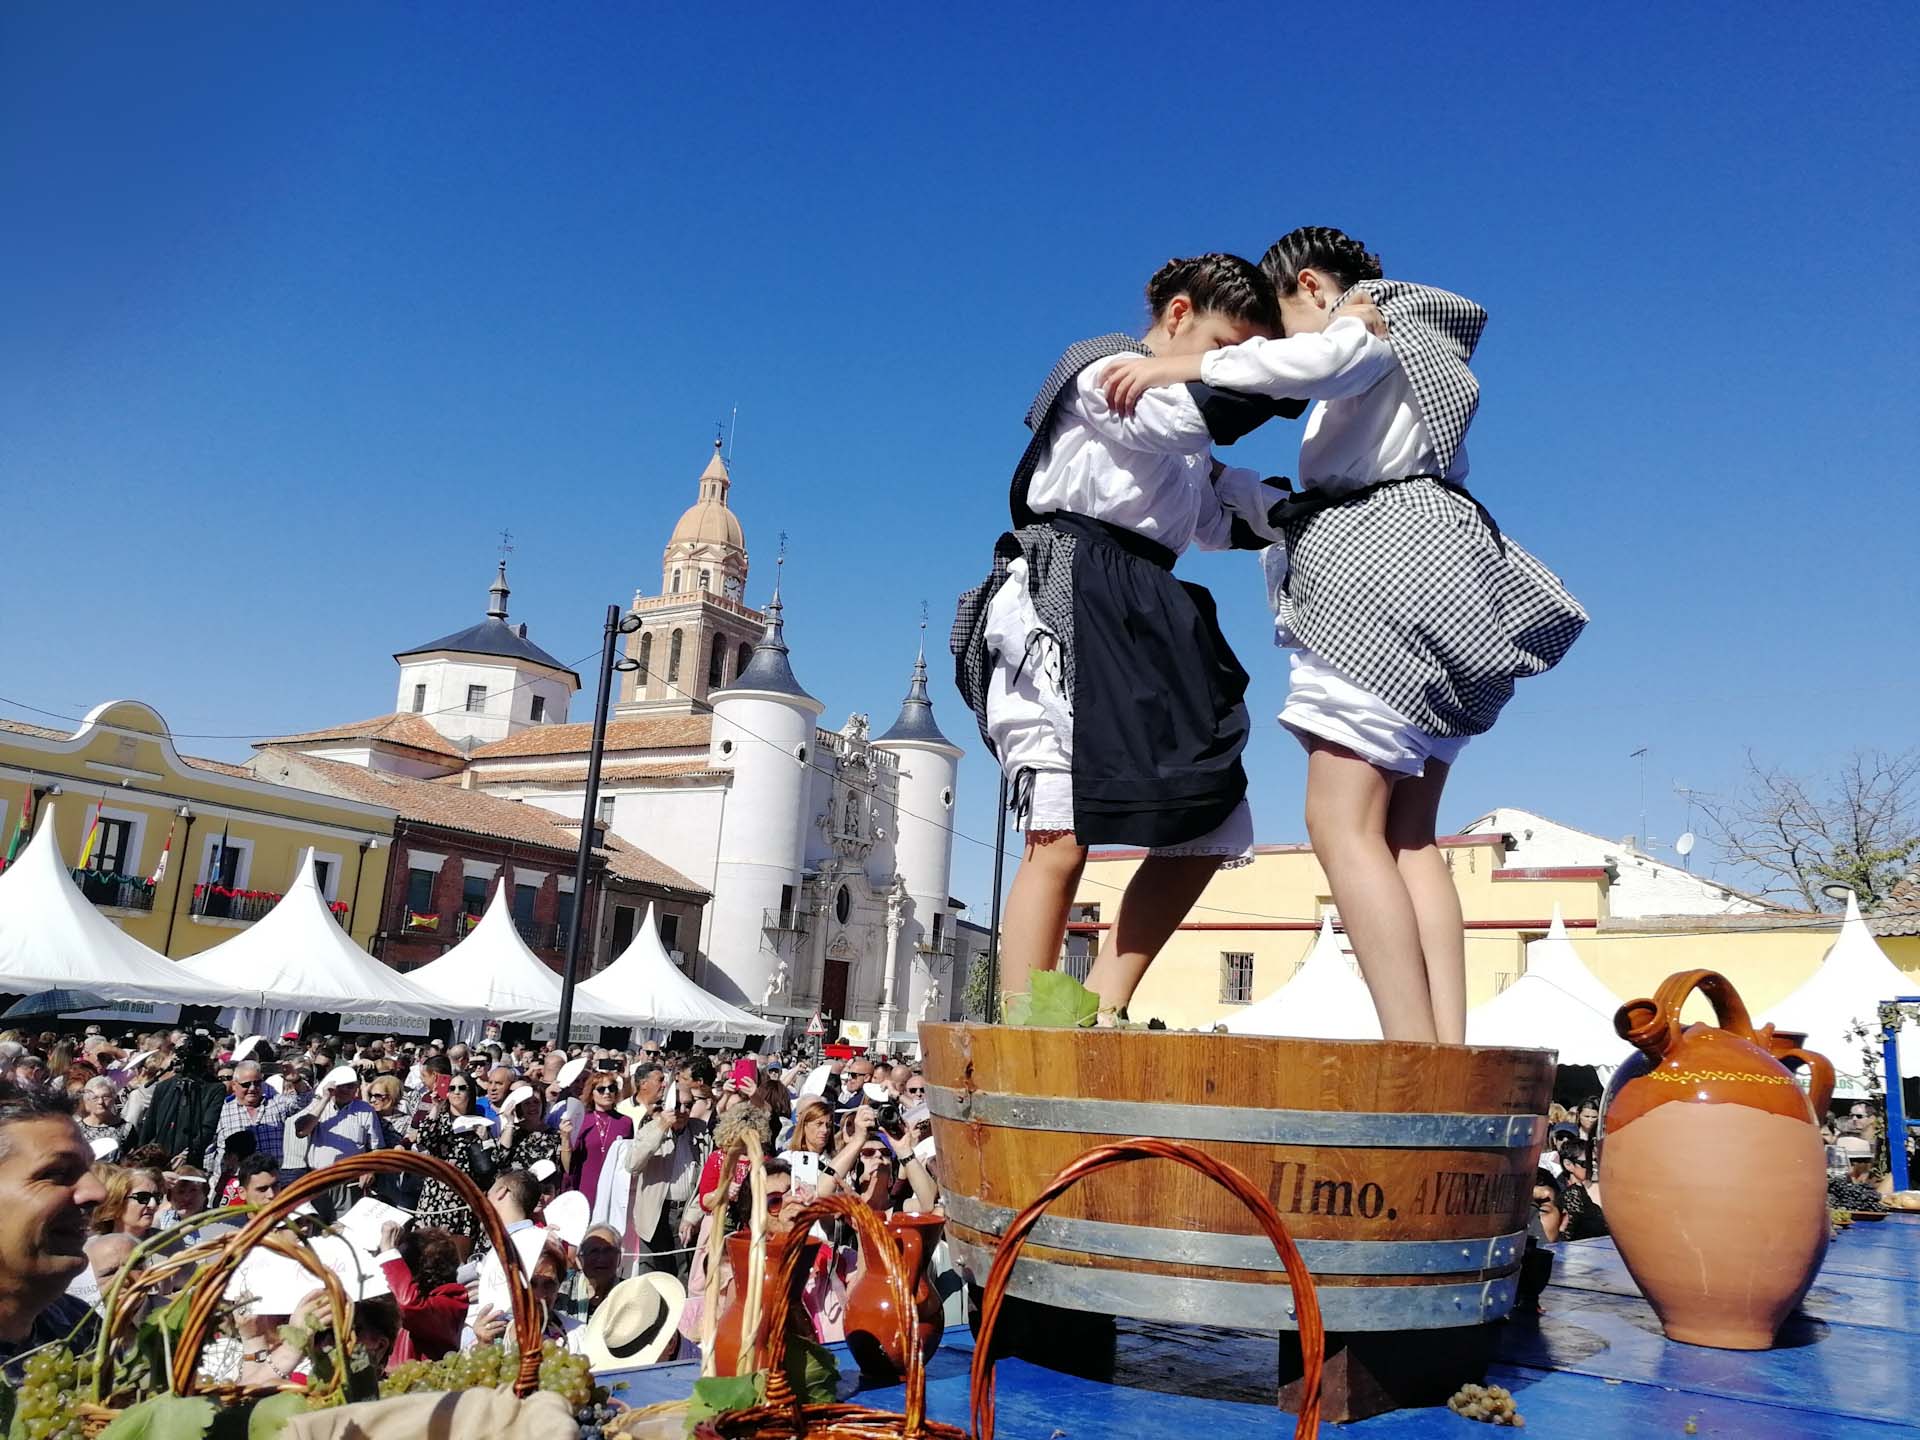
[558, 604, 643, 1043]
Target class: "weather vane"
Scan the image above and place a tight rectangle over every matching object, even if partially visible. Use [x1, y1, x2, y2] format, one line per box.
[498, 529, 514, 562]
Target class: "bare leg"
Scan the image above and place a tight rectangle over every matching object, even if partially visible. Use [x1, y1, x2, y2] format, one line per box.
[998, 832, 1088, 1004]
[1084, 852, 1226, 1015]
[1303, 738, 1437, 1042]
[1388, 759, 1466, 1044]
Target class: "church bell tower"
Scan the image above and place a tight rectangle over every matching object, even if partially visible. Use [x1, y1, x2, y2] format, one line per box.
[618, 440, 766, 714]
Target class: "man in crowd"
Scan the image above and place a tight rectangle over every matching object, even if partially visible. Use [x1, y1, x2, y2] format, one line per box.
[481, 1065, 517, 1134]
[134, 1033, 225, 1167]
[467, 1169, 548, 1343]
[0, 1080, 109, 1371]
[203, 1059, 305, 1172]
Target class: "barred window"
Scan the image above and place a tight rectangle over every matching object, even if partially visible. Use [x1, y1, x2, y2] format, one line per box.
[1221, 951, 1255, 1005]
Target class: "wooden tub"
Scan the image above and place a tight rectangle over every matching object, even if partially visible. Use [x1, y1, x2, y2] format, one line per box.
[921, 1024, 1553, 1414]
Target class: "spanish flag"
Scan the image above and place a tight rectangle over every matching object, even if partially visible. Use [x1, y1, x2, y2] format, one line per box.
[76, 799, 104, 869]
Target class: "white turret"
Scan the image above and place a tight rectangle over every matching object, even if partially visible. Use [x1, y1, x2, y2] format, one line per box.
[705, 574, 822, 1009]
[871, 635, 963, 1040]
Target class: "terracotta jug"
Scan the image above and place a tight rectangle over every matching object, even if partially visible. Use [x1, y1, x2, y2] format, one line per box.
[1756, 1025, 1839, 1116]
[844, 1211, 947, 1381]
[1599, 969, 1834, 1349]
[710, 1229, 820, 1376]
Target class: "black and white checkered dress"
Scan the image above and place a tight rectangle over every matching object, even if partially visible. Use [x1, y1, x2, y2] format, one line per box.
[1271, 282, 1587, 737]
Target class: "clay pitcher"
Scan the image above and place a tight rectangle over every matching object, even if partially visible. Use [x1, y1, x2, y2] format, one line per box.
[1599, 970, 1832, 1349]
[844, 1211, 947, 1381]
[1756, 1026, 1839, 1118]
[710, 1229, 819, 1376]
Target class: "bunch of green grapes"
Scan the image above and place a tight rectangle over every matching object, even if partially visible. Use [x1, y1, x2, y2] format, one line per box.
[536, 1341, 595, 1411]
[1447, 1383, 1525, 1426]
[379, 1340, 603, 1412]
[14, 1345, 93, 1440]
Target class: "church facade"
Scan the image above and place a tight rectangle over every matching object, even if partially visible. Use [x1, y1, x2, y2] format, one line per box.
[260, 441, 965, 1046]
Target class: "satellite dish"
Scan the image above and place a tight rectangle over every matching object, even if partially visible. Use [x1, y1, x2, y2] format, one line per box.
[1675, 832, 1696, 857]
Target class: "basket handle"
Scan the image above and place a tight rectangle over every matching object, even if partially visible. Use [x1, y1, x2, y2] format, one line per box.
[1615, 968, 1760, 1062]
[1761, 1032, 1838, 1117]
[171, 1149, 545, 1397]
[756, 1193, 932, 1436]
[968, 1138, 1324, 1440]
[698, 1131, 771, 1378]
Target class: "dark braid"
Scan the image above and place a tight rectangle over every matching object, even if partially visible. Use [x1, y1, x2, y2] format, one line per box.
[1260, 227, 1384, 296]
[1144, 253, 1278, 332]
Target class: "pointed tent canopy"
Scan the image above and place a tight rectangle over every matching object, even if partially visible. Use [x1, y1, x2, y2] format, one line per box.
[1759, 893, 1920, 1097]
[179, 850, 462, 1021]
[1222, 917, 1382, 1040]
[404, 881, 610, 1025]
[1465, 905, 1626, 1066]
[0, 802, 230, 1005]
[576, 903, 780, 1035]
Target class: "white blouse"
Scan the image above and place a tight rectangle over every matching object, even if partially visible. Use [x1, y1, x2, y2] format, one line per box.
[1024, 355, 1273, 554]
[1198, 316, 1468, 493]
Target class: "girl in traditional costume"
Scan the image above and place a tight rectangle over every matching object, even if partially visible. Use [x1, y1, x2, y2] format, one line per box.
[953, 253, 1383, 1020]
[1103, 228, 1586, 1043]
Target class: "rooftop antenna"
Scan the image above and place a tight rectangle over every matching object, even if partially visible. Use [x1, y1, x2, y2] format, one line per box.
[1673, 784, 1715, 872]
[728, 404, 739, 464]
[1629, 746, 1650, 854]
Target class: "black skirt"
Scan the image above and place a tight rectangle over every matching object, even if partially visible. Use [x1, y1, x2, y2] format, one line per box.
[1050, 513, 1250, 849]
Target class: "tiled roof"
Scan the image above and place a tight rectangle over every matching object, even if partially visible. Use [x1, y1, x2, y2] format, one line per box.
[1873, 865, 1920, 937]
[255, 714, 468, 760]
[467, 761, 726, 786]
[469, 715, 712, 760]
[393, 617, 580, 684]
[0, 718, 68, 741]
[183, 755, 256, 779]
[277, 756, 705, 894]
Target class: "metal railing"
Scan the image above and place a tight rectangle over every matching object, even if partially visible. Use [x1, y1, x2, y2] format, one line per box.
[72, 869, 157, 912]
[763, 906, 809, 936]
[915, 936, 956, 959]
[515, 917, 560, 950]
[191, 888, 277, 924]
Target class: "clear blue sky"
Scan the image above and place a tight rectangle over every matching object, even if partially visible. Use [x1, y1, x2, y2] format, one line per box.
[3, 3, 1915, 915]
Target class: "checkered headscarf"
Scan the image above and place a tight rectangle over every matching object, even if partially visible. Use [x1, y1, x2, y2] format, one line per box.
[1337, 281, 1487, 474]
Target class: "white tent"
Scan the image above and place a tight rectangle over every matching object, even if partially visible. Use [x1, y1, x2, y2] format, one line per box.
[576, 903, 780, 1036]
[179, 850, 462, 1023]
[1222, 916, 1382, 1040]
[404, 880, 609, 1026]
[1759, 893, 1920, 1098]
[1465, 906, 1627, 1067]
[0, 801, 231, 1005]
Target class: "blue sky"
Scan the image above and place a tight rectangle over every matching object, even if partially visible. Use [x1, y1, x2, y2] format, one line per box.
[3, 3, 1915, 914]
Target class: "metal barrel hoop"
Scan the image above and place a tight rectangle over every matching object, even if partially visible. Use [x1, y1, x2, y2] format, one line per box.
[967, 1137, 1325, 1440]
[171, 1149, 546, 1398]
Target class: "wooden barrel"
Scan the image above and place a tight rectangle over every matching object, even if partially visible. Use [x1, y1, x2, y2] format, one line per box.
[922, 1024, 1552, 1335]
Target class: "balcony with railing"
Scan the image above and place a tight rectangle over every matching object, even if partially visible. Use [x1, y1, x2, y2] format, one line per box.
[71, 869, 157, 913]
[515, 917, 561, 950]
[914, 936, 956, 960]
[763, 906, 810, 938]
[192, 884, 350, 926]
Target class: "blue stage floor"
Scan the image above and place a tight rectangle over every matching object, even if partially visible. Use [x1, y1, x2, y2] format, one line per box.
[605, 1215, 1920, 1436]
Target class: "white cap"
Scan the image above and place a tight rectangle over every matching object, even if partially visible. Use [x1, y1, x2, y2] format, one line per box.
[556, 1056, 589, 1091]
[320, 1065, 359, 1094]
[530, 1158, 558, 1183]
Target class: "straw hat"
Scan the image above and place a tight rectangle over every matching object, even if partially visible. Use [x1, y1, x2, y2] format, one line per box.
[580, 1272, 685, 1371]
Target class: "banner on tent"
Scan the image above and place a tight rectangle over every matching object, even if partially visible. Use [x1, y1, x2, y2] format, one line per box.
[530, 1021, 603, 1044]
[69, 1002, 182, 1026]
[340, 1013, 433, 1037]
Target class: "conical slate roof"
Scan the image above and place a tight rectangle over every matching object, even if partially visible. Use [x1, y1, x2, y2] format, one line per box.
[180, 849, 461, 1020]
[576, 903, 779, 1035]
[1465, 905, 1625, 1066]
[0, 802, 229, 1005]
[404, 881, 612, 1025]
[720, 574, 816, 704]
[1759, 892, 1920, 1096]
[875, 640, 957, 750]
[393, 562, 580, 684]
[1221, 916, 1381, 1040]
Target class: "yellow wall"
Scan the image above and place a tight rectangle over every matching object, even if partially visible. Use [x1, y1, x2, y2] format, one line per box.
[0, 701, 395, 959]
[1071, 837, 1920, 1030]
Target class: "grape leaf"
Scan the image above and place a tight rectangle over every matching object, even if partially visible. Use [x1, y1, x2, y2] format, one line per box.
[684, 1373, 763, 1434]
[244, 1392, 310, 1440]
[96, 1395, 218, 1440]
[1026, 970, 1101, 1028]
[784, 1335, 841, 1404]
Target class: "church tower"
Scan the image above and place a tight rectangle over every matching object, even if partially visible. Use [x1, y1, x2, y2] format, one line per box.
[618, 440, 765, 715]
[872, 636, 963, 1033]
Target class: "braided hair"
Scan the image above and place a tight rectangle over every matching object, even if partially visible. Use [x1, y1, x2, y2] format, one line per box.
[1145, 253, 1278, 332]
[1260, 227, 1384, 296]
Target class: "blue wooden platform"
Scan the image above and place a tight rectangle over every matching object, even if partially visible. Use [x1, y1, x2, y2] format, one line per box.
[603, 1215, 1920, 1436]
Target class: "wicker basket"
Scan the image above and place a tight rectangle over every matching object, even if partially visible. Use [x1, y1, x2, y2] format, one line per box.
[701, 1138, 1323, 1439]
[76, 1149, 545, 1436]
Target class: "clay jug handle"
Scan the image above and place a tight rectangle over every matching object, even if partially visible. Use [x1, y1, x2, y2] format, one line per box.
[1616, 969, 1760, 1061]
[1774, 1045, 1838, 1118]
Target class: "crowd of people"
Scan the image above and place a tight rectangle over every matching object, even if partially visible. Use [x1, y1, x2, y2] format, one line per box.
[0, 1023, 946, 1386]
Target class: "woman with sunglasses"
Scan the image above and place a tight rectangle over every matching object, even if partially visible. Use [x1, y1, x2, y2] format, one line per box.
[565, 1073, 634, 1203]
[411, 1074, 495, 1248]
[815, 1106, 939, 1216]
[90, 1164, 164, 1241]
